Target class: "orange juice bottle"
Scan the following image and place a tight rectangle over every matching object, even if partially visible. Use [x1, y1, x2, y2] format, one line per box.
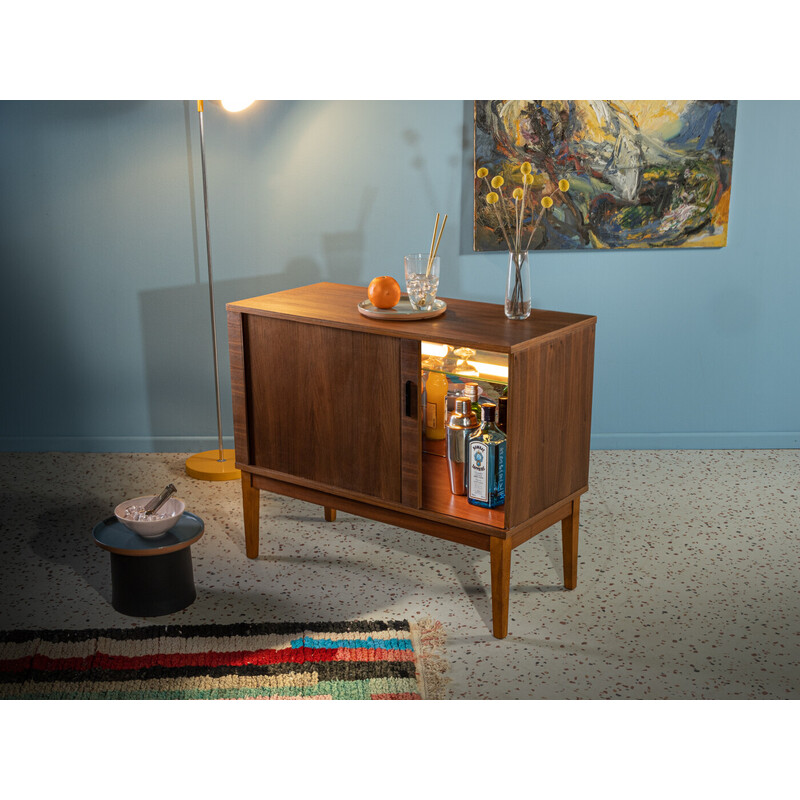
[424, 371, 448, 440]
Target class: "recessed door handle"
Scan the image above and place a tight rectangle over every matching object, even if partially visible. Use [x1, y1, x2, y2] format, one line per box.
[405, 380, 417, 418]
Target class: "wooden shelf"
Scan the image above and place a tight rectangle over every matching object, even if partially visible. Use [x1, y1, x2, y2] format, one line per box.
[421, 450, 505, 530]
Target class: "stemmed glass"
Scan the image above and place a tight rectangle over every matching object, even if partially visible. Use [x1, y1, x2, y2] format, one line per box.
[452, 347, 478, 377]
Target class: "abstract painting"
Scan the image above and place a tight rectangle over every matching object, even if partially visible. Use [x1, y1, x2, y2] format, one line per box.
[474, 100, 737, 251]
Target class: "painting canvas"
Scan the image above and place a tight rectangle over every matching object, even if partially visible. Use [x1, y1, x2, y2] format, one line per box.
[473, 100, 737, 251]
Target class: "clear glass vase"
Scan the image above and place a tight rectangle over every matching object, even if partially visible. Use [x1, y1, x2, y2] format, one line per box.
[505, 250, 531, 320]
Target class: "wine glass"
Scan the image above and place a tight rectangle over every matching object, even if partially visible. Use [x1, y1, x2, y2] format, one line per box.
[452, 347, 478, 377]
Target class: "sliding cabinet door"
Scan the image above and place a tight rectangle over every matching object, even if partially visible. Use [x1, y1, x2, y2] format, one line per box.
[244, 315, 408, 504]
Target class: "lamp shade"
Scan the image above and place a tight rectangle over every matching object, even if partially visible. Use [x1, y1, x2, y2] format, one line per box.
[221, 99, 255, 113]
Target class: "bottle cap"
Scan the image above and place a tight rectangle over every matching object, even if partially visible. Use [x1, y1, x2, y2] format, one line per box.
[480, 402, 496, 422]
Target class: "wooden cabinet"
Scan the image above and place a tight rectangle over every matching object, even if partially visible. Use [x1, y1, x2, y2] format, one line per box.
[227, 282, 596, 638]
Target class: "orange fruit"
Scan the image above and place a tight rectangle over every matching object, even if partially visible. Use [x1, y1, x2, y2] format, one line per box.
[367, 275, 401, 309]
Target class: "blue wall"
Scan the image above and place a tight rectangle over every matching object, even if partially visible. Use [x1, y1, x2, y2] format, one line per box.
[1, 100, 798, 451]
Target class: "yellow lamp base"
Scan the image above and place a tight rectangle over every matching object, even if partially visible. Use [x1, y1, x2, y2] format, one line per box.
[185, 449, 241, 481]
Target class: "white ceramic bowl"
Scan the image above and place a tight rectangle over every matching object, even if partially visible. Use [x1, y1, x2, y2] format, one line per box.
[114, 496, 186, 537]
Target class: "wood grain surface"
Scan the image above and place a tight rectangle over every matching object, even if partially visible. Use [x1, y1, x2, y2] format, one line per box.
[227, 282, 595, 353]
[421, 452, 505, 529]
[251, 471, 492, 551]
[244, 314, 403, 503]
[505, 323, 595, 528]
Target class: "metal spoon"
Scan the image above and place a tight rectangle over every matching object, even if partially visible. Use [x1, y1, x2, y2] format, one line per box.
[143, 484, 177, 516]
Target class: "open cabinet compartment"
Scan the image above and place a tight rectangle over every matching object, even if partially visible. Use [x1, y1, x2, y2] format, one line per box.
[419, 340, 509, 529]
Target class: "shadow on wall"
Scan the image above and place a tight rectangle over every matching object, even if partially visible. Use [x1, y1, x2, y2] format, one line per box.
[0, 101, 152, 444]
[402, 127, 461, 212]
[401, 113, 470, 271]
[143, 100, 377, 446]
[138, 264, 321, 442]
[459, 100, 476, 257]
[322, 185, 377, 281]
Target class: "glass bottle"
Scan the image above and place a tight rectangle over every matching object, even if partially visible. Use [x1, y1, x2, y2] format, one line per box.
[444, 383, 461, 425]
[497, 396, 508, 434]
[424, 370, 448, 440]
[462, 382, 481, 417]
[467, 403, 506, 508]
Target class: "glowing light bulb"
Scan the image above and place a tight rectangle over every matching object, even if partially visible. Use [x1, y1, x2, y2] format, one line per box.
[421, 341, 449, 358]
[469, 361, 509, 380]
[221, 99, 255, 113]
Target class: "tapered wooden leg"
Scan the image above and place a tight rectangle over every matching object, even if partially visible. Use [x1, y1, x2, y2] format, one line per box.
[324, 507, 337, 522]
[490, 536, 512, 639]
[241, 472, 260, 559]
[561, 497, 580, 590]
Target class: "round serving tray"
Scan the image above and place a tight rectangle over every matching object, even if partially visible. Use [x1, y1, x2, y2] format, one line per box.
[357, 296, 446, 321]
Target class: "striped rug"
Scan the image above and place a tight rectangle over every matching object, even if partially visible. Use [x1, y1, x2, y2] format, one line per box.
[0, 619, 448, 700]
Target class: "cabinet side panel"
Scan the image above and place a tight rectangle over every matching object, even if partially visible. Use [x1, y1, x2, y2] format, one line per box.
[506, 323, 595, 527]
[245, 316, 403, 503]
[227, 309, 250, 465]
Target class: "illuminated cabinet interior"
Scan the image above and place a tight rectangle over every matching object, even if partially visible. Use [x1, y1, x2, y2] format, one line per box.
[420, 340, 509, 529]
[227, 283, 596, 638]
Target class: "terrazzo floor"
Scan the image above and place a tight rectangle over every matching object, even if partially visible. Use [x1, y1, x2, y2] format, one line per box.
[0, 449, 797, 700]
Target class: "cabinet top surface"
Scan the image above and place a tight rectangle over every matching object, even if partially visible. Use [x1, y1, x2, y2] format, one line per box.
[227, 282, 595, 351]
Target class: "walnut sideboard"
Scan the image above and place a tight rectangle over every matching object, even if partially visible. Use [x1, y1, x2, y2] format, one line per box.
[227, 282, 596, 638]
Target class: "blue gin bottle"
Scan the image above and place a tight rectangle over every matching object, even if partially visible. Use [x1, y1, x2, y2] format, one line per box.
[467, 403, 506, 508]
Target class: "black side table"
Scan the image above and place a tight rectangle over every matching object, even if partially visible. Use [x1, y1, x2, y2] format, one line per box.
[92, 513, 204, 617]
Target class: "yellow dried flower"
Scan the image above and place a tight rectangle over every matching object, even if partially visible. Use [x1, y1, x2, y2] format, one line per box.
[486, 192, 499, 204]
[541, 195, 554, 209]
[520, 162, 532, 175]
[491, 175, 504, 189]
[559, 179, 570, 192]
[523, 174, 535, 185]
[476, 167, 488, 178]
[512, 188, 524, 200]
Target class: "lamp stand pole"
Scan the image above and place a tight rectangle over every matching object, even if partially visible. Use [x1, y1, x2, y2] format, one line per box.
[185, 100, 240, 482]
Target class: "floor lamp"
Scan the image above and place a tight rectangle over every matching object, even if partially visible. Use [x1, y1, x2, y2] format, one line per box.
[185, 99, 253, 481]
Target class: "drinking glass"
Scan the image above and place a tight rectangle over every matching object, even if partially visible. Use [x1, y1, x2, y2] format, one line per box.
[404, 254, 440, 311]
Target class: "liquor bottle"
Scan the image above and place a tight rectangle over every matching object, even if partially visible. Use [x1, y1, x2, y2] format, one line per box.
[467, 402, 506, 508]
[462, 382, 481, 417]
[444, 384, 462, 425]
[445, 397, 479, 495]
[497, 396, 508, 434]
[424, 371, 448, 440]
